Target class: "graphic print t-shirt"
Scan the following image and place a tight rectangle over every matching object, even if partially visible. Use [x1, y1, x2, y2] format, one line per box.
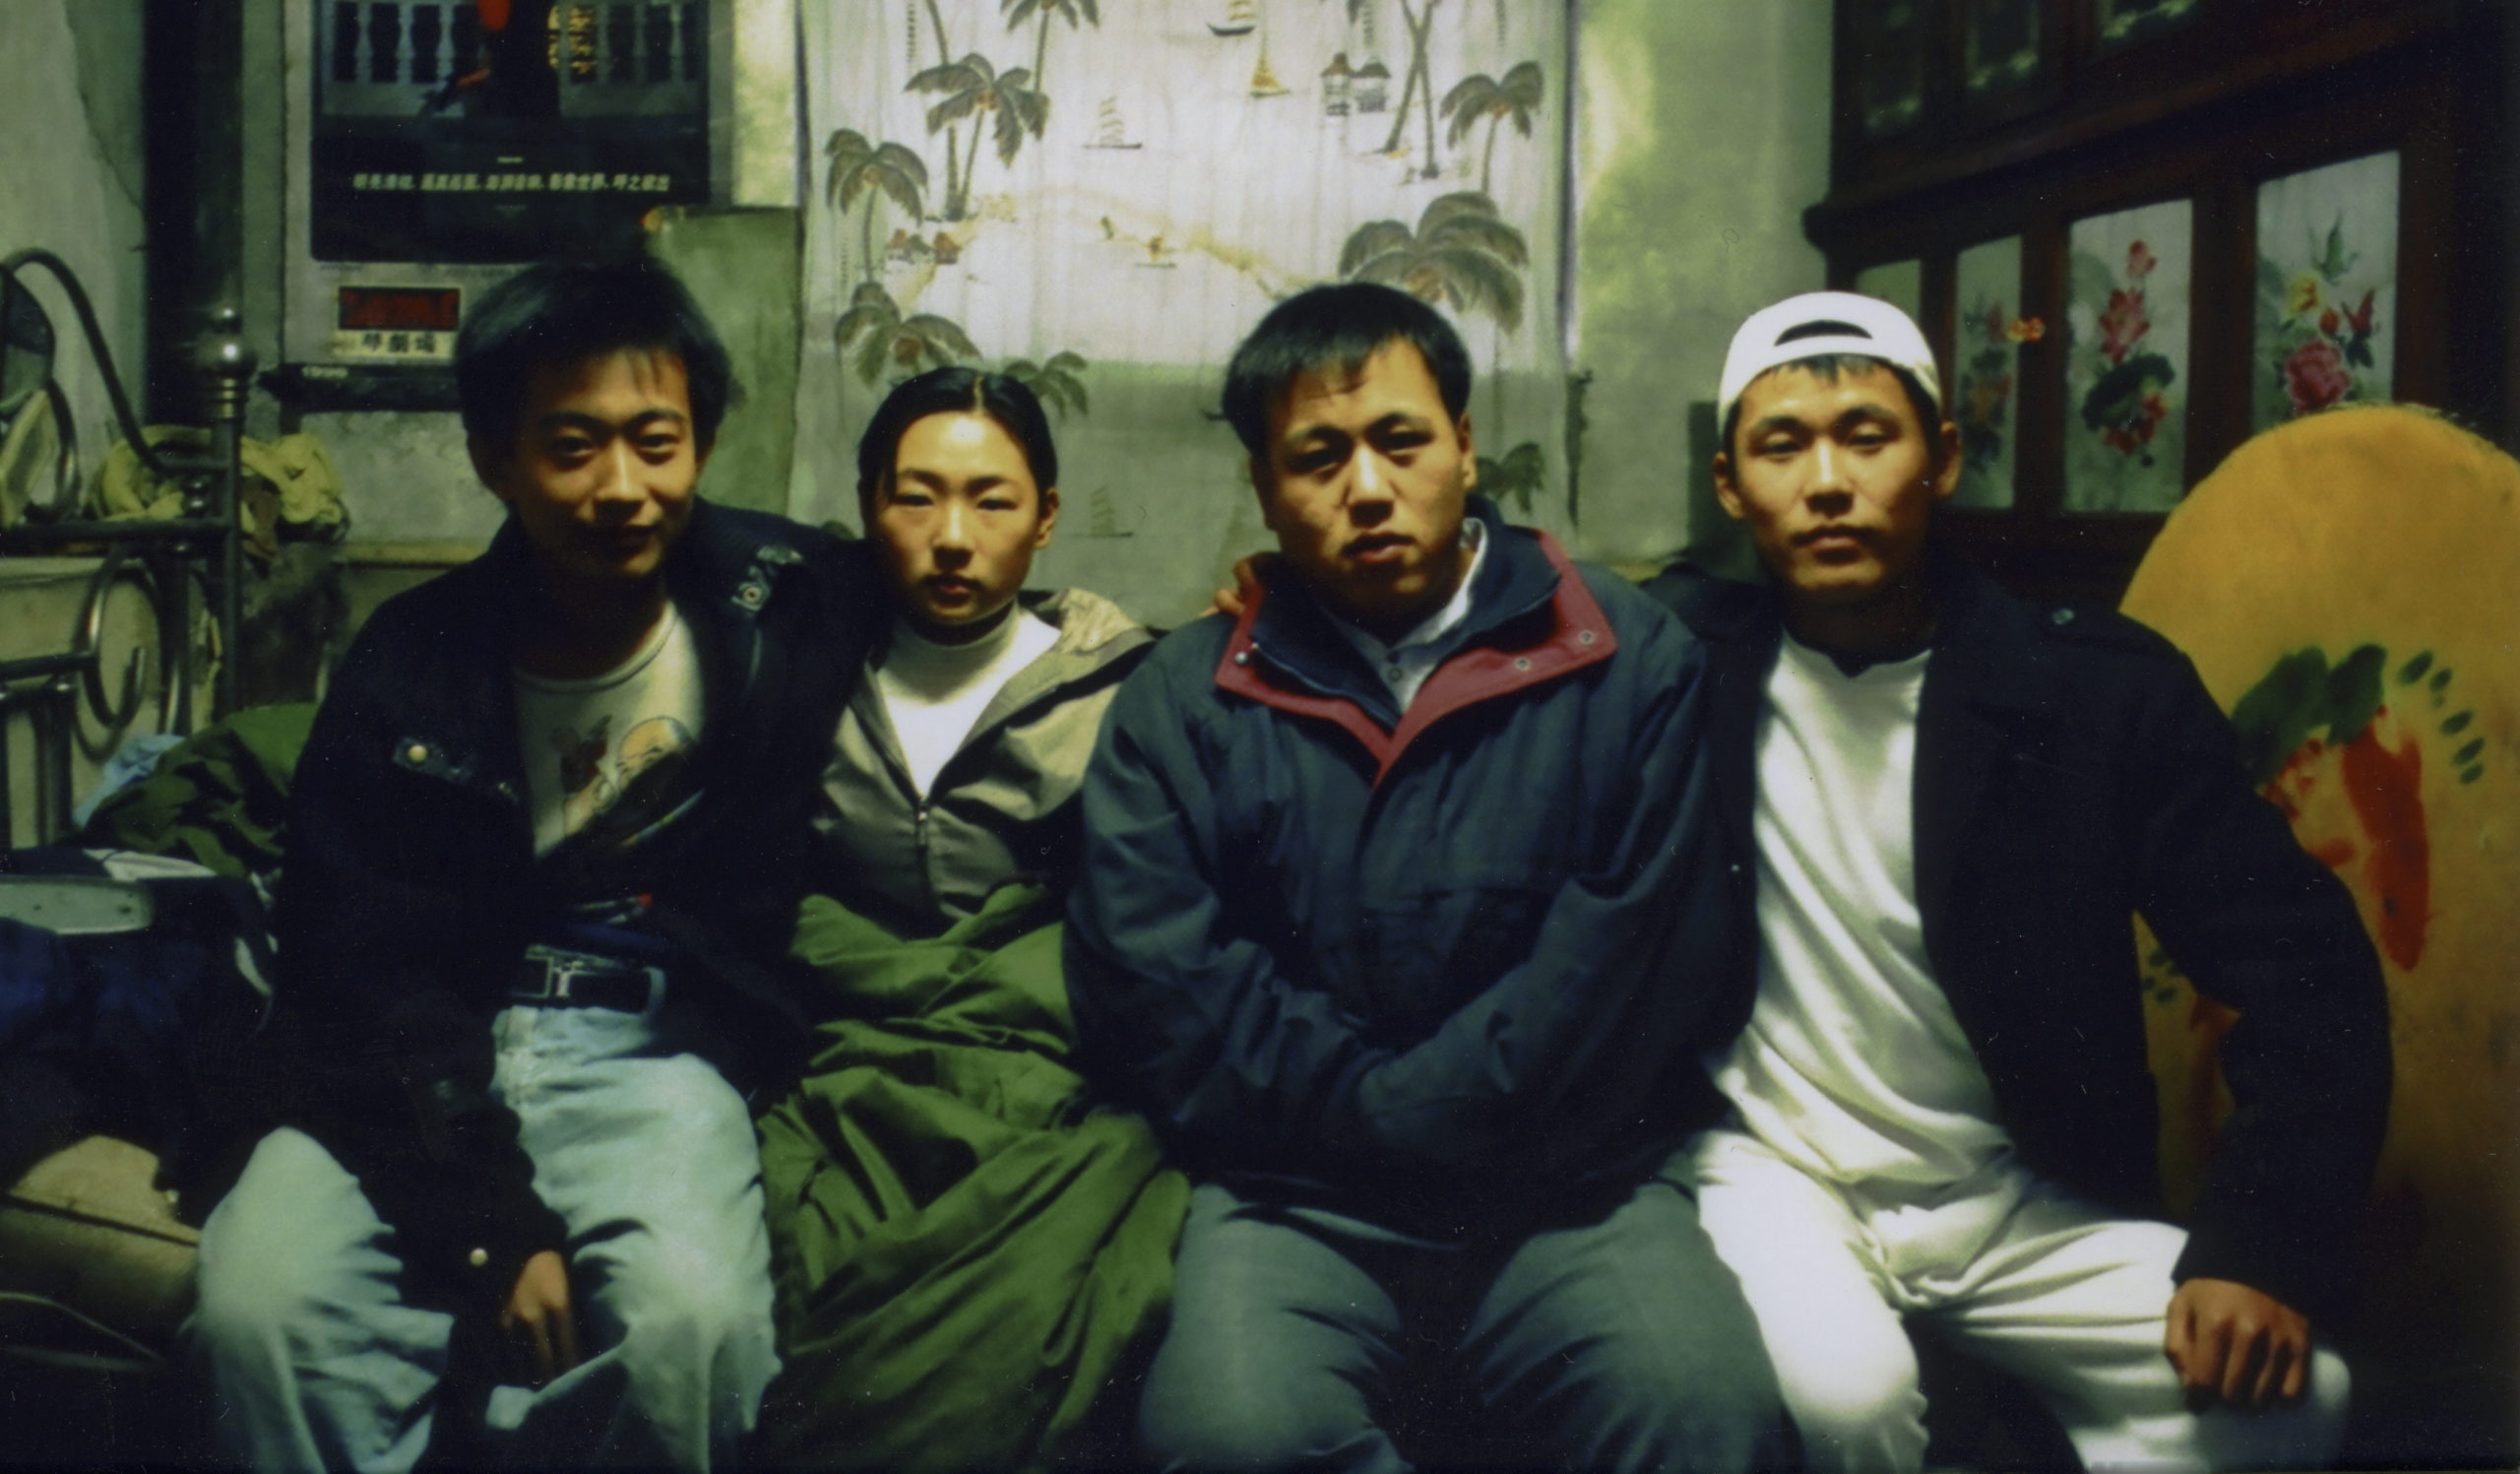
[514, 601, 706, 864]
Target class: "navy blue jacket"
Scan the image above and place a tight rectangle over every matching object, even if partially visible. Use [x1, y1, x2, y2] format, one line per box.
[1065, 501, 1745, 1232]
[277, 502, 883, 1312]
[1643, 558, 2390, 1323]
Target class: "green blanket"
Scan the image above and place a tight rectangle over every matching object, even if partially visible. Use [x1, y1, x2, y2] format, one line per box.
[756, 884, 1188, 1470]
[78, 703, 316, 879]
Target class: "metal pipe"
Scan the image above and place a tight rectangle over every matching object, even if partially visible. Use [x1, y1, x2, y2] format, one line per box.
[0, 688, 15, 846]
[0, 519, 235, 545]
[195, 307, 253, 719]
[40, 675, 75, 839]
[0, 652, 94, 683]
[2, 249, 176, 481]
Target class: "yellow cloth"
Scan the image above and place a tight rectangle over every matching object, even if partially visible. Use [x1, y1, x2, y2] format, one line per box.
[94, 427, 346, 553]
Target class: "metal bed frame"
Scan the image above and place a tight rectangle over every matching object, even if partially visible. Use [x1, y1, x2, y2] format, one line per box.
[0, 248, 252, 846]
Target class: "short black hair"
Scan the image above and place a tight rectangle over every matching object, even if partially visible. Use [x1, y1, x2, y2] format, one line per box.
[455, 254, 734, 458]
[855, 366, 1059, 515]
[1219, 282, 1473, 458]
[1721, 352, 1947, 471]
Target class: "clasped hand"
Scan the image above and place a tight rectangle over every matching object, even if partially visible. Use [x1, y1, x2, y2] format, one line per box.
[2164, 1277, 2311, 1413]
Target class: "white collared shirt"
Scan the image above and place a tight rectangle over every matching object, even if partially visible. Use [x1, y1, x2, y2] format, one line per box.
[1329, 519, 1488, 712]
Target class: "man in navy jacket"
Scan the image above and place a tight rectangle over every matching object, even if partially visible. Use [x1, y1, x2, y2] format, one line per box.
[1645, 292, 2388, 1470]
[1066, 284, 1784, 1471]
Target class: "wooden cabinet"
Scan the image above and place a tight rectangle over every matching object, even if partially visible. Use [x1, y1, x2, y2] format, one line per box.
[1813, 0, 2513, 605]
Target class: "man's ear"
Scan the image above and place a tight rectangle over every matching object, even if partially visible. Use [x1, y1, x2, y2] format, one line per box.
[1034, 485, 1060, 548]
[1248, 453, 1282, 532]
[1711, 453, 1748, 523]
[468, 435, 516, 504]
[1456, 413, 1478, 489]
[1928, 419, 1963, 503]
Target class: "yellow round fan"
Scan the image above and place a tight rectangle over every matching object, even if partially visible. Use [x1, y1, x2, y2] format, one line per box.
[2123, 405, 2518, 1454]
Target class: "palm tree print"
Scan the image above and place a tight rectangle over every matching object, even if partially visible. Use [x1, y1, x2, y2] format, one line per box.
[834, 281, 980, 386]
[1339, 191, 1529, 333]
[1381, 0, 1446, 179]
[1002, 0, 1100, 103]
[916, 0, 965, 224]
[824, 129, 928, 285]
[909, 52, 1047, 220]
[1003, 351, 1091, 418]
[1440, 61, 1542, 194]
[1476, 441, 1546, 515]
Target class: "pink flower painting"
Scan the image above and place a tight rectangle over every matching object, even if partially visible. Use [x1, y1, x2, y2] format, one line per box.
[2067, 203, 2189, 511]
[2256, 161, 2394, 430]
[2099, 288, 2151, 363]
[2075, 235, 2178, 468]
[2283, 338, 2353, 417]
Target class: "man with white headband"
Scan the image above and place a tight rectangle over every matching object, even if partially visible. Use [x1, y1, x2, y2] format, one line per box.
[1642, 291, 2390, 1470]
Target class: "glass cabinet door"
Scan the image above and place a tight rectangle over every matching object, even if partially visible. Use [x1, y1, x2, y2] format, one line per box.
[1962, 0, 2044, 97]
[1856, 0, 1930, 136]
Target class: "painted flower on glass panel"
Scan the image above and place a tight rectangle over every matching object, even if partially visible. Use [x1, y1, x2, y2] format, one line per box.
[2257, 214, 2386, 421]
[1956, 298, 2016, 477]
[2076, 240, 2178, 467]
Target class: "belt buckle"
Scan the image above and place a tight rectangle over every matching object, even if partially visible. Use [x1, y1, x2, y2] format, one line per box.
[517, 945, 665, 1012]
[518, 944, 587, 1003]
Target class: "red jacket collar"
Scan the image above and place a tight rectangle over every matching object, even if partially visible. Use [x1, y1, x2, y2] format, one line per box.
[1214, 527, 1619, 786]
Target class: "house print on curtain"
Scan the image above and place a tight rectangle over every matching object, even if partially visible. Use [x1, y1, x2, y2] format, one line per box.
[794, 0, 1572, 625]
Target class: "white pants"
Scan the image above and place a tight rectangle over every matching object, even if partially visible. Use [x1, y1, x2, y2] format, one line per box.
[1690, 1128, 2348, 1473]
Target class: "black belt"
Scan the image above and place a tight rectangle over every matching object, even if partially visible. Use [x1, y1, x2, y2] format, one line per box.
[512, 945, 666, 1012]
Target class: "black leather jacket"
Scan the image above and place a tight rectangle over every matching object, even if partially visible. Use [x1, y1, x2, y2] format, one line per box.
[275, 502, 882, 1313]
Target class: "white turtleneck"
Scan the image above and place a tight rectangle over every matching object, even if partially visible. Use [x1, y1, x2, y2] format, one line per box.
[873, 605, 1060, 798]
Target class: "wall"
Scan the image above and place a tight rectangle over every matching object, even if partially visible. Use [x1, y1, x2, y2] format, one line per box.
[0, 0, 150, 484]
[1568, 0, 1833, 573]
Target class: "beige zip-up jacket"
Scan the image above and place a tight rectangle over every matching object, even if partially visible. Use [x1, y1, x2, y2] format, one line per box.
[814, 587, 1152, 935]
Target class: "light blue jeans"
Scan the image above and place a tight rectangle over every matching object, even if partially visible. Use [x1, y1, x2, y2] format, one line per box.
[185, 1004, 779, 1472]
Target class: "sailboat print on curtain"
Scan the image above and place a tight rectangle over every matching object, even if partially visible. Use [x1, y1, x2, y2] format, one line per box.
[1086, 96, 1142, 149]
[1211, 0, 1256, 37]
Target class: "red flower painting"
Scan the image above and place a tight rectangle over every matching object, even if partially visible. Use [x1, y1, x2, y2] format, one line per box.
[2284, 337, 2353, 417]
[2099, 288, 2151, 364]
[2075, 237, 2177, 468]
[2260, 211, 2384, 423]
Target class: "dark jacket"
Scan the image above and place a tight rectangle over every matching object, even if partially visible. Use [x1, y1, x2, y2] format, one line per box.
[1641, 558, 2390, 1323]
[276, 502, 883, 1312]
[1065, 501, 1743, 1234]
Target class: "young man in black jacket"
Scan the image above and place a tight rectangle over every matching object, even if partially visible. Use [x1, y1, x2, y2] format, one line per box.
[1066, 284, 1784, 1471]
[185, 257, 878, 1470]
[1645, 291, 2389, 1470]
